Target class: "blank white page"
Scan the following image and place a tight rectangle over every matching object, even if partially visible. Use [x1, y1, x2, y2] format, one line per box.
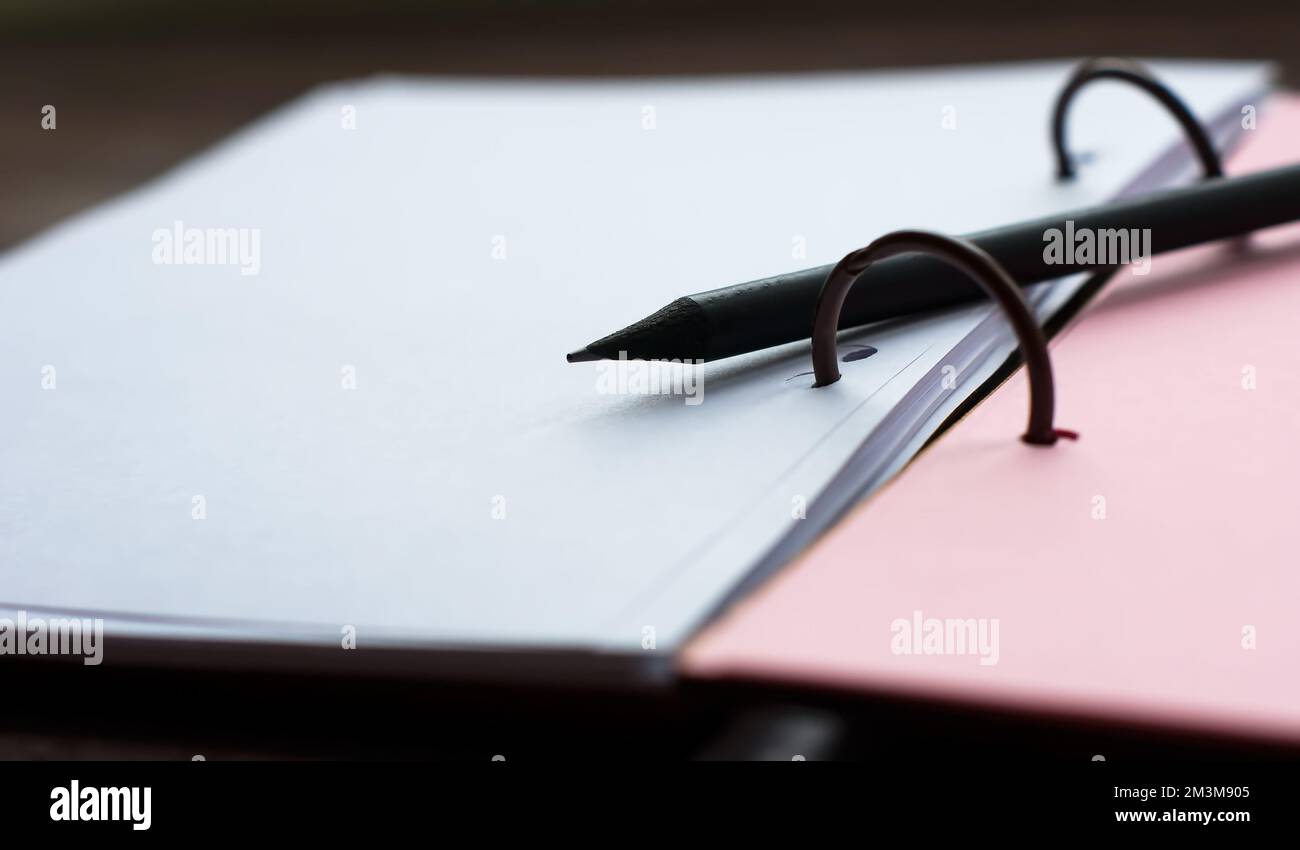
[0, 60, 1268, 656]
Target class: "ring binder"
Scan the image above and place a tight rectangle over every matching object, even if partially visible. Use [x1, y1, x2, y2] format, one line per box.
[809, 230, 1070, 446]
[1051, 57, 1224, 181]
[810, 59, 1229, 448]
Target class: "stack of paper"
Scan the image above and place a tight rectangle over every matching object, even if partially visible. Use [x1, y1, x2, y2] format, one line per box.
[0, 60, 1269, 678]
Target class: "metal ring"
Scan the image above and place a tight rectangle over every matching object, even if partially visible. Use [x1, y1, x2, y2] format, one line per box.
[811, 230, 1068, 446]
[1052, 57, 1224, 181]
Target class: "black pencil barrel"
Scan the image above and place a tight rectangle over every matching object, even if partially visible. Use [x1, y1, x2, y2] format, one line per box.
[584, 164, 1300, 362]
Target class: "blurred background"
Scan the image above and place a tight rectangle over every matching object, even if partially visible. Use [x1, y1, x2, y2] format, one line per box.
[2, 0, 1295, 253]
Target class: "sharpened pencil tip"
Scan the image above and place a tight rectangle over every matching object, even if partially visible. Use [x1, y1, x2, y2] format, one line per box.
[566, 347, 601, 363]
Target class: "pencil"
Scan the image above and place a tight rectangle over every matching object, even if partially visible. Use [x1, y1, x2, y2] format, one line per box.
[566, 163, 1300, 363]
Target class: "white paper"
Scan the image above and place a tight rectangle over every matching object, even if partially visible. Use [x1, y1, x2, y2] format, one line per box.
[0, 60, 1269, 659]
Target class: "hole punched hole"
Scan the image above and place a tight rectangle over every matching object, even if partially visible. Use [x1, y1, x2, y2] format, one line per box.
[810, 230, 1068, 447]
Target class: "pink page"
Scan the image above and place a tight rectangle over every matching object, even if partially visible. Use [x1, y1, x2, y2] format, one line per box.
[681, 95, 1300, 745]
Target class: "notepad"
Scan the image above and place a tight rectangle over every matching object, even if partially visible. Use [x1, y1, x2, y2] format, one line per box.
[681, 94, 1300, 744]
[0, 60, 1269, 676]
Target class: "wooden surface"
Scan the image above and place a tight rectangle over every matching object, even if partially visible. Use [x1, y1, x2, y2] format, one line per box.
[1, 6, 1294, 758]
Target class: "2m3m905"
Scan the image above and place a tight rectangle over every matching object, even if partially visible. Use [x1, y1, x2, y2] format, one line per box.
[1184, 787, 1251, 799]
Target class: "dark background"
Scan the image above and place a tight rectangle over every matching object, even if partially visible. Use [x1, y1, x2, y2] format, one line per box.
[1, 0, 1295, 759]
[2, 0, 1297, 251]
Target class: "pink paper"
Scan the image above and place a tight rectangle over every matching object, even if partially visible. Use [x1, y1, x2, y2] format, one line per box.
[681, 96, 1300, 744]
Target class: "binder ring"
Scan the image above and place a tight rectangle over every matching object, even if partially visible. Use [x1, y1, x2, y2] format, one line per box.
[811, 230, 1069, 446]
[1052, 57, 1224, 181]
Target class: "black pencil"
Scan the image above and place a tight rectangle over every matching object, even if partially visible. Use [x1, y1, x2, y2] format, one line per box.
[566, 163, 1300, 363]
